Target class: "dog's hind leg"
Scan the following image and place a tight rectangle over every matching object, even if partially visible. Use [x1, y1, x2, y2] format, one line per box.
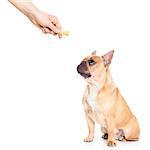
[122, 117, 140, 141]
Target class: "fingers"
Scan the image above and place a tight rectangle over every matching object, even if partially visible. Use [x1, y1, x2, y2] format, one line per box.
[38, 14, 63, 37]
[48, 15, 62, 38]
[42, 27, 51, 34]
[41, 28, 47, 34]
[51, 16, 62, 33]
[49, 16, 62, 32]
[41, 27, 57, 35]
[48, 22, 60, 33]
[41, 26, 61, 38]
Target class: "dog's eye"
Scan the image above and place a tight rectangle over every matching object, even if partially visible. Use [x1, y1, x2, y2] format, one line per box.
[88, 59, 96, 65]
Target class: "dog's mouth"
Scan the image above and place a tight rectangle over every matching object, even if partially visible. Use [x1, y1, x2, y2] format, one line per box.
[77, 61, 91, 79]
[78, 72, 91, 78]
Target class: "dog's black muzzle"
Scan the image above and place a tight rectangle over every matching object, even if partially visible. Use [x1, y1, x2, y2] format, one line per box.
[77, 61, 91, 78]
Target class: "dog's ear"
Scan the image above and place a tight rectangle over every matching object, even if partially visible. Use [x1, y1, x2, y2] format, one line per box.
[91, 50, 96, 55]
[102, 50, 114, 66]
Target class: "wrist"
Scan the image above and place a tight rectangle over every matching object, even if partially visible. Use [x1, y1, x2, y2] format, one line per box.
[23, 2, 39, 19]
[26, 5, 39, 21]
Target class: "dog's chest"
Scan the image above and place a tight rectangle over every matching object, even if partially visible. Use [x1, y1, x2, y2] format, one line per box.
[87, 85, 106, 126]
[87, 85, 99, 110]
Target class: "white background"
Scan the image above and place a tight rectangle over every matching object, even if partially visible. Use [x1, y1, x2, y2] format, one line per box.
[0, 0, 149, 150]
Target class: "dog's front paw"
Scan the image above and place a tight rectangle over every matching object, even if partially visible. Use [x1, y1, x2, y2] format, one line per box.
[107, 140, 116, 147]
[84, 135, 94, 142]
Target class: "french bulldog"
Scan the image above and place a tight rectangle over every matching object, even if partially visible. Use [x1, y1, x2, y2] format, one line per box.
[77, 50, 140, 146]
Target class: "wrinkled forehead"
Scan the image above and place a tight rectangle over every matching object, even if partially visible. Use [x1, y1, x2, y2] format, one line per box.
[83, 55, 102, 62]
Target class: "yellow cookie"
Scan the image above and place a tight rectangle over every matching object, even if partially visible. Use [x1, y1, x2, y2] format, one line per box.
[59, 31, 69, 36]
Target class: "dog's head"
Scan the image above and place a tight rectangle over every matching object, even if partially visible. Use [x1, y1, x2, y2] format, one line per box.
[77, 50, 114, 80]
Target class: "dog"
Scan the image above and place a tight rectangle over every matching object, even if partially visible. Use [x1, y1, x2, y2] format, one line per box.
[77, 50, 140, 146]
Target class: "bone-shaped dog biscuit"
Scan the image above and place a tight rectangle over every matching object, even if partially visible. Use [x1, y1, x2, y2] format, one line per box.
[59, 31, 69, 36]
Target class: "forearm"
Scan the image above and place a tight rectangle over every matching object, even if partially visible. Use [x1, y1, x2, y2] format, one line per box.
[8, 0, 38, 18]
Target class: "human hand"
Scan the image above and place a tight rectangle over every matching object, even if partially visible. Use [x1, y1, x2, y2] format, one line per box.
[8, 0, 63, 38]
[29, 10, 62, 38]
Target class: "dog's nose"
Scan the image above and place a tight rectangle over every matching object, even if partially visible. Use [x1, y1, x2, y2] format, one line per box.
[77, 61, 86, 73]
[77, 64, 81, 73]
